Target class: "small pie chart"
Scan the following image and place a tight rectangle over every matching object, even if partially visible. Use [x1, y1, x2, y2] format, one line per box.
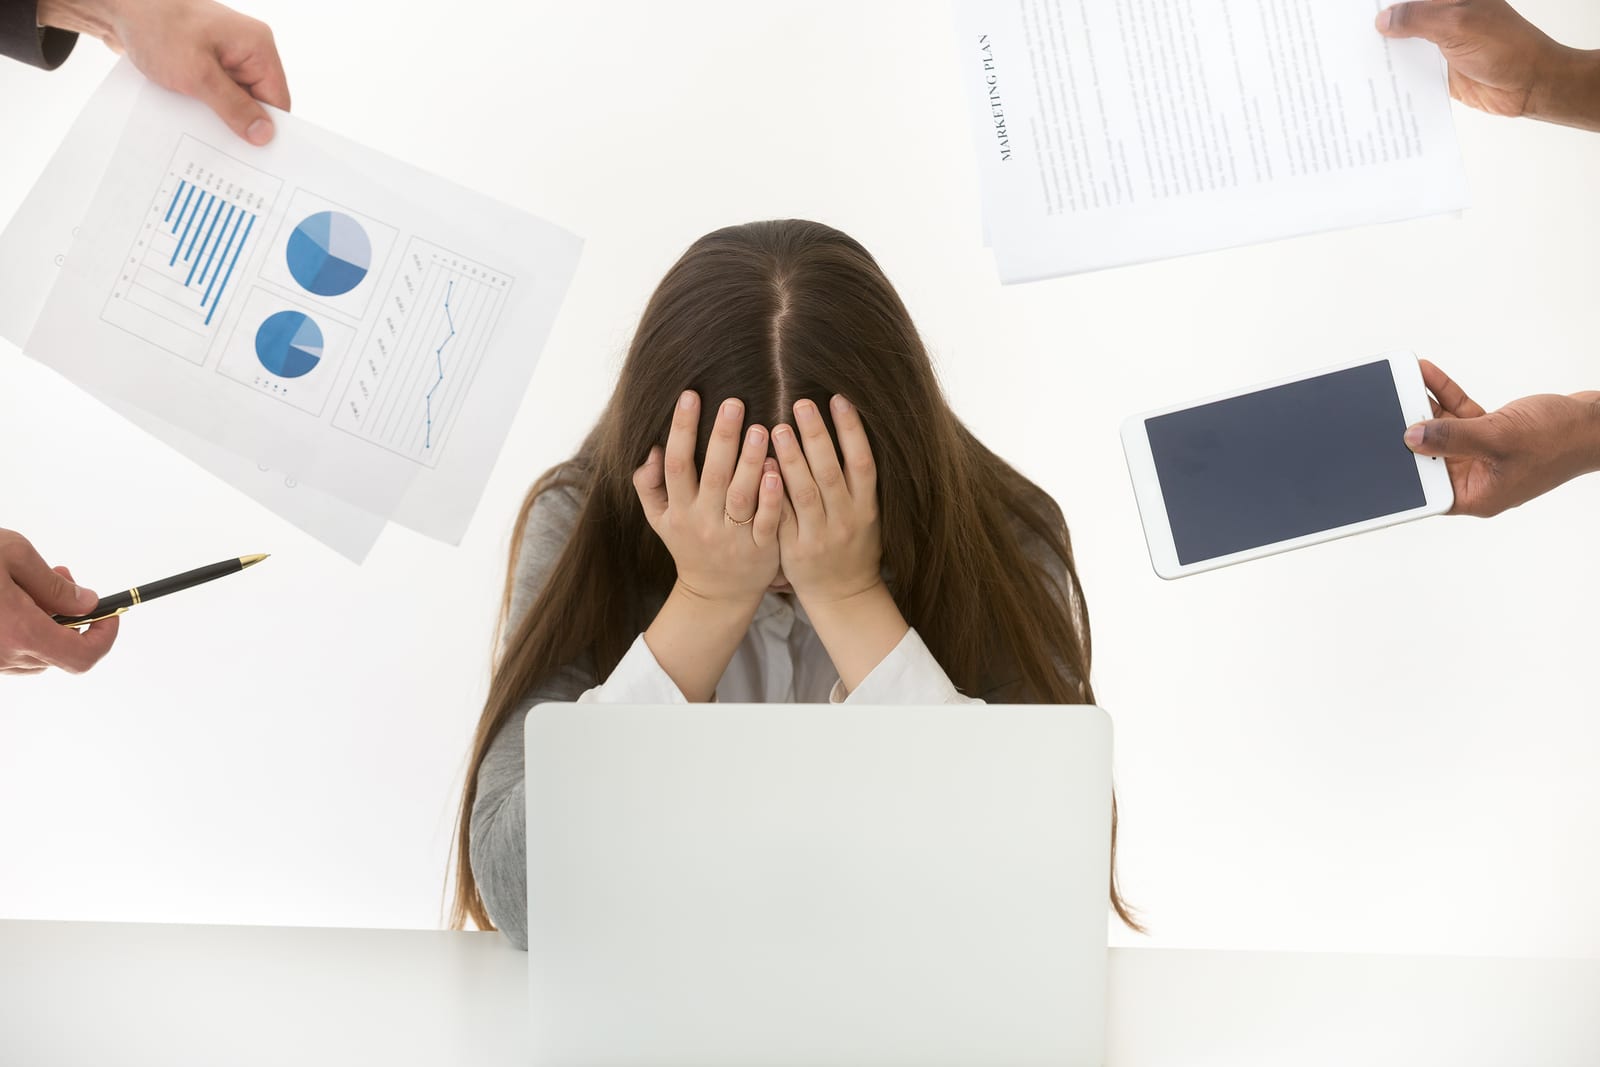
[286, 210, 371, 297]
[255, 310, 323, 379]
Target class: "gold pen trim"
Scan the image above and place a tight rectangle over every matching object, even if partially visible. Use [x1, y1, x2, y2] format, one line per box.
[129, 586, 142, 607]
[61, 606, 129, 628]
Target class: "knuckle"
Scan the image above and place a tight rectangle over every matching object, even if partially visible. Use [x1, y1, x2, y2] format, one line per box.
[793, 485, 820, 508]
[815, 465, 843, 489]
[662, 453, 690, 479]
[725, 488, 752, 515]
[1437, 3, 1469, 34]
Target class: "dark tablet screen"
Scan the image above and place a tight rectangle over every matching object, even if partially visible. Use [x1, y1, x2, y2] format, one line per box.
[1145, 360, 1426, 566]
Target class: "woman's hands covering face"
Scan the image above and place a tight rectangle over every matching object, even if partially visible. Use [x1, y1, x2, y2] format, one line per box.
[636, 392, 882, 609]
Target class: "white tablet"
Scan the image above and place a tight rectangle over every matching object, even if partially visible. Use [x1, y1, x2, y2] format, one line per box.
[1120, 352, 1454, 579]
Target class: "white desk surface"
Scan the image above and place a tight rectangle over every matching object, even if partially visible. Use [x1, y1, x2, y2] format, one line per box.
[2, 920, 1597, 1066]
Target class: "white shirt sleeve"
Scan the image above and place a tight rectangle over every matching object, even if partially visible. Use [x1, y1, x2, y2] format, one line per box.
[576, 633, 689, 704]
[829, 627, 983, 705]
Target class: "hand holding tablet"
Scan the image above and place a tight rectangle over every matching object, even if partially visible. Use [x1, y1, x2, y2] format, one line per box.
[1121, 353, 1454, 579]
[1404, 359, 1600, 518]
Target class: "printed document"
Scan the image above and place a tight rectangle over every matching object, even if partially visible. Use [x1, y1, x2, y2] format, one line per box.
[955, 0, 1469, 280]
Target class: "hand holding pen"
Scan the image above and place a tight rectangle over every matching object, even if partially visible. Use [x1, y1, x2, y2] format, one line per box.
[2, 537, 267, 677]
[0, 529, 119, 676]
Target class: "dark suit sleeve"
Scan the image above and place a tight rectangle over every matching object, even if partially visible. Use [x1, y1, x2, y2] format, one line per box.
[0, 0, 77, 70]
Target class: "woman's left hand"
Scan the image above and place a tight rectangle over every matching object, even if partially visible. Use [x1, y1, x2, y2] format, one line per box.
[771, 395, 884, 606]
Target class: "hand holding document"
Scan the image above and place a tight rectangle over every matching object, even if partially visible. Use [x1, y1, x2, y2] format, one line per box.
[1, 63, 581, 560]
[955, 0, 1469, 281]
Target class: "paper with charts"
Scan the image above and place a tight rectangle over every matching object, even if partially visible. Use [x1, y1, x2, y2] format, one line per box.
[0, 64, 384, 563]
[25, 73, 582, 545]
[954, 0, 1469, 281]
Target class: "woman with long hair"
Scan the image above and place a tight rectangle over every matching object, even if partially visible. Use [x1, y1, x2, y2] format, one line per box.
[451, 219, 1137, 944]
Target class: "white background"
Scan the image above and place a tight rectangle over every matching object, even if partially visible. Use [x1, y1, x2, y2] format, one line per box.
[1, 0, 1597, 959]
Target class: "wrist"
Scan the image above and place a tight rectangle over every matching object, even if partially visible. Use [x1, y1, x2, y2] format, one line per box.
[1529, 46, 1600, 131]
[35, 0, 116, 37]
[1574, 394, 1600, 474]
[799, 580, 910, 696]
[668, 578, 762, 618]
[797, 577, 892, 622]
[643, 581, 761, 703]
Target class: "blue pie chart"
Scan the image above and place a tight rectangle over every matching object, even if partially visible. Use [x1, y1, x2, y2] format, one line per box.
[255, 310, 323, 379]
[286, 210, 371, 296]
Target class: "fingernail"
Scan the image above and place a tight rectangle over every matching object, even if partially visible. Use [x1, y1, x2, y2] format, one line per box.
[246, 117, 274, 145]
[721, 399, 741, 419]
[832, 395, 852, 414]
[773, 425, 792, 443]
[746, 425, 765, 446]
[679, 391, 695, 411]
[1375, 8, 1391, 31]
[764, 472, 780, 490]
[764, 457, 778, 473]
[1404, 424, 1424, 448]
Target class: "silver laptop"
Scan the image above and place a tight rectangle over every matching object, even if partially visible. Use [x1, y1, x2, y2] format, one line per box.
[523, 703, 1111, 1066]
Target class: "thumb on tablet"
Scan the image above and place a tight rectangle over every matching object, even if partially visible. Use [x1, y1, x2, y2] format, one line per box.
[1403, 417, 1490, 458]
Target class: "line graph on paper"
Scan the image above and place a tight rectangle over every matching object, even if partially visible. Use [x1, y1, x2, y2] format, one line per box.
[332, 239, 511, 467]
[424, 279, 458, 448]
[103, 135, 283, 365]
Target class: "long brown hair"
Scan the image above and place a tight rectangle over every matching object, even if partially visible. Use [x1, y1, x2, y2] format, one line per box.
[450, 220, 1141, 932]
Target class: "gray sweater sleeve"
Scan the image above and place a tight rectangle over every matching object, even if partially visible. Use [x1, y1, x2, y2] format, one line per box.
[469, 484, 590, 950]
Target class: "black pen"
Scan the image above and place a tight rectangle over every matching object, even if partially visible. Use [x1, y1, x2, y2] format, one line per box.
[52, 554, 269, 627]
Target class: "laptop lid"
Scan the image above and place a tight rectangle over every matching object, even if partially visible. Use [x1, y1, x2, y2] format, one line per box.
[524, 703, 1111, 1067]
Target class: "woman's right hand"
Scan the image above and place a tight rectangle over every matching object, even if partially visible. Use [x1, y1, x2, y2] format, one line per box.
[633, 391, 784, 606]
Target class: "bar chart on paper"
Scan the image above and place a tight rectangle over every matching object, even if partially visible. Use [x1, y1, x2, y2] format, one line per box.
[333, 239, 512, 467]
[103, 135, 283, 364]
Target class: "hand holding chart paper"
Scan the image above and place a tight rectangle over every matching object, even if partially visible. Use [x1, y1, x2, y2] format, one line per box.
[956, 0, 1469, 280]
[20, 67, 582, 546]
